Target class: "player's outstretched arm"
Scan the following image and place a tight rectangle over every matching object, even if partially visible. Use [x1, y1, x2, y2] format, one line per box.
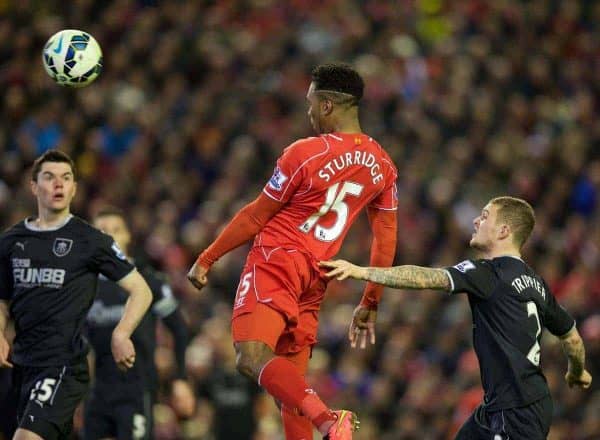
[112, 269, 153, 370]
[188, 193, 282, 290]
[559, 326, 592, 389]
[320, 260, 451, 291]
[0, 300, 12, 368]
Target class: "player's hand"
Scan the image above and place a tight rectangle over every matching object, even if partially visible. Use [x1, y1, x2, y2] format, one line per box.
[319, 260, 367, 281]
[171, 379, 196, 418]
[0, 335, 13, 368]
[565, 369, 592, 389]
[187, 262, 208, 291]
[111, 330, 136, 371]
[349, 305, 377, 349]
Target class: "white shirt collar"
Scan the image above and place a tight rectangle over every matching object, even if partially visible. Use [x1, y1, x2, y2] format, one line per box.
[25, 214, 73, 231]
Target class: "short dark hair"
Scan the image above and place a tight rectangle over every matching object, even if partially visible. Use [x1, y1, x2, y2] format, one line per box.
[94, 206, 127, 222]
[311, 63, 364, 105]
[31, 149, 76, 182]
[490, 196, 536, 248]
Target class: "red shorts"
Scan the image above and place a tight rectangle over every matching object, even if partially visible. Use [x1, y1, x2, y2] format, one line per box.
[231, 246, 327, 356]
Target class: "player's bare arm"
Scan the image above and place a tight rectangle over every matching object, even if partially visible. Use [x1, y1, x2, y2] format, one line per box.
[112, 269, 153, 370]
[0, 300, 12, 368]
[321, 260, 451, 290]
[559, 326, 592, 389]
[365, 265, 451, 290]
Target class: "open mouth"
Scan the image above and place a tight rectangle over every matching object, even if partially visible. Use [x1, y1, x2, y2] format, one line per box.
[53, 194, 65, 201]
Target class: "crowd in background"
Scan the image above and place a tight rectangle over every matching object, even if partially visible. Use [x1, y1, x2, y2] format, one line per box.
[1, 0, 599, 438]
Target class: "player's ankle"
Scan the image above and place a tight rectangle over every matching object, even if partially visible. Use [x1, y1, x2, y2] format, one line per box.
[299, 393, 337, 433]
[314, 410, 337, 435]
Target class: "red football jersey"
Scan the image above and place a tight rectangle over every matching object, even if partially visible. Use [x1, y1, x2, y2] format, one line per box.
[256, 132, 398, 261]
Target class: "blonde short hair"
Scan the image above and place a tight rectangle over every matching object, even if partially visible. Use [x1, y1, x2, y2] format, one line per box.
[490, 196, 535, 248]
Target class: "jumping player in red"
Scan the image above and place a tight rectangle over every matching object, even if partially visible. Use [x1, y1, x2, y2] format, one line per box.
[188, 63, 398, 440]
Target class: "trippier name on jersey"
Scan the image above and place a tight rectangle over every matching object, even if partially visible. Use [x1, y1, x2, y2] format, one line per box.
[511, 274, 546, 299]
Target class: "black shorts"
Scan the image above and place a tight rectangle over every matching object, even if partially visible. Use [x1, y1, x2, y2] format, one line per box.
[455, 395, 553, 440]
[83, 382, 153, 440]
[12, 360, 90, 440]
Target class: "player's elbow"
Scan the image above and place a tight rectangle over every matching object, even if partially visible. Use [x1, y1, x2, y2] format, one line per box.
[139, 284, 153, 310]
[121, 270, 151, 298]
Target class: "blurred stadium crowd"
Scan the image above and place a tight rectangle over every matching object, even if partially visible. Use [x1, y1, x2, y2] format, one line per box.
[1, 0, 599, 439]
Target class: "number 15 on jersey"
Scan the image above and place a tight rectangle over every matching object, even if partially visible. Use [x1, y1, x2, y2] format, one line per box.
[299, 181, 364, 242]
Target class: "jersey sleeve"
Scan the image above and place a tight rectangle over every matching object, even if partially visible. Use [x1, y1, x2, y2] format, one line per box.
[0, 240, 13, 301]
[89, 232, 135, 282]
[143, 269, 179, 318]
[445, 259, 498, 299]
[368, 159, 398, 210]
[142, 268, 187, 378]
[543, 282, 575, 337]
[262, 140, 315, 203]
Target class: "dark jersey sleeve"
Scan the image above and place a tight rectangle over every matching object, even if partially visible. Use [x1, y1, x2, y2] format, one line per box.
[89, 232, 135, 282]
[445, 259, 498, 299]
[142, 269, 178, 317]
[543, 282, 575, 337]
[143, 269, 188, 378]
[0, 239, 13, 301]
[162, 310, 189, 379]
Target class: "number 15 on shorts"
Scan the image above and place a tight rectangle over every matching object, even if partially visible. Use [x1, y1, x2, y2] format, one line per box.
[234, 272, 252, 309]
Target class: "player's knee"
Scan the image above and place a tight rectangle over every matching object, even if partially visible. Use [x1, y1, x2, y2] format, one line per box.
[234, 341, 274, 381]
[13, 428, 45, 440]
[235, 351, 255, 380]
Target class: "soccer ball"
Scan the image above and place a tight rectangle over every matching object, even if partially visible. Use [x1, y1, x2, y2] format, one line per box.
[42, 29, 103, 88]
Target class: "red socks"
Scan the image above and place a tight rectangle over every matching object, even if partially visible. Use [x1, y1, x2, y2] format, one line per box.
[258, 357, 309, 409]
[282, 405, 313, 440]
[259, 357, 337, 435]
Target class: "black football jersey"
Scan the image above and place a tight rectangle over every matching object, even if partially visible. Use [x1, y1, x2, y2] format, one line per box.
[86, 265, 178, 390]
[0, 216, 134, 367]
[445, 256, 575, 410]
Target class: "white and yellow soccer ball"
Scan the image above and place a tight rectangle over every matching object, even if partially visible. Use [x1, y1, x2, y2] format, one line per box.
[42, 29, 103, 88]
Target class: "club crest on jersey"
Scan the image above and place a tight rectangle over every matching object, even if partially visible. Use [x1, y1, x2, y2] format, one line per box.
[52, 238, 73, 257]
[268, 167, 288, 191]
[454, 260, 476, 273]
